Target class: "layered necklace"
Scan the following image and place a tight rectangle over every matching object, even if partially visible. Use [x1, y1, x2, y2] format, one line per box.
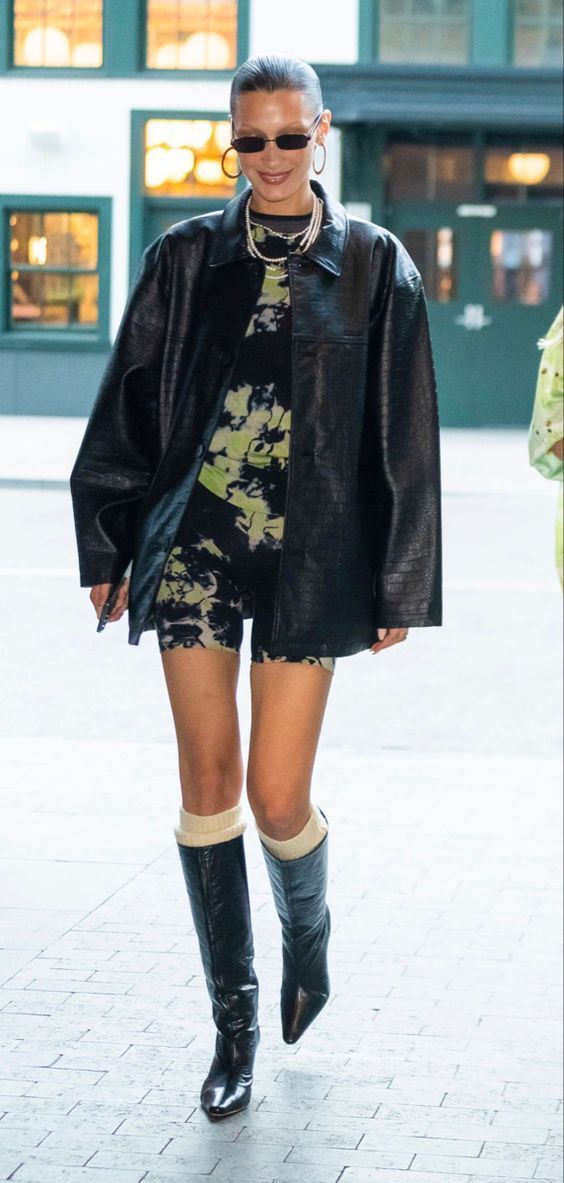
[244, 190, 323, 274]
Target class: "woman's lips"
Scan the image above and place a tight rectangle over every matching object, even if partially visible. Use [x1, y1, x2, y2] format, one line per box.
[257, 171, 291, 185]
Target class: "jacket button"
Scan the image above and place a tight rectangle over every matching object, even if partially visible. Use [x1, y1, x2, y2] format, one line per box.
[196, 443, 205, 459]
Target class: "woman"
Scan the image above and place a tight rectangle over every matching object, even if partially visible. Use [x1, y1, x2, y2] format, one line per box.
[70, 54, 442, 1121]
[528, 306, 563, 588]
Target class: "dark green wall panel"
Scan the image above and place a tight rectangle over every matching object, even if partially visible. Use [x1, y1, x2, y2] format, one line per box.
[0, 350, 109, 415]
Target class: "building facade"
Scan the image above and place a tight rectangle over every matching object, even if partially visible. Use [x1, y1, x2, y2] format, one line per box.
[0, 0, 562, 425]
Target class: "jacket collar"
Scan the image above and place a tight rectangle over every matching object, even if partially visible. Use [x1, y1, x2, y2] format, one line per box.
[207, 178, 348, 277]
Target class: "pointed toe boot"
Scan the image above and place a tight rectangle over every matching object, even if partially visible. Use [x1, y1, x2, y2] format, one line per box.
[260, 827, 331, 1045]
[177, 836, 260, 1119]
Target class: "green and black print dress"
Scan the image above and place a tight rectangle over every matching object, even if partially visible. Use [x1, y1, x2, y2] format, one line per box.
[153, 203, 336, 674]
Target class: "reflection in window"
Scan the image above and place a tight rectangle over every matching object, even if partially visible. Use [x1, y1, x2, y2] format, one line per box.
[147, 0, 237, 69]
[491, 230, 552, 305]
[379, 0, 470, 63]
[485, 146, 563, 201]
[514, 0, 563, 66]
[385, 142, 476, 202]
[403, 228, 456, 302]
[13, 0, 103, 67]
[144, 119, 236, 197]
[10, 212, 99, 329]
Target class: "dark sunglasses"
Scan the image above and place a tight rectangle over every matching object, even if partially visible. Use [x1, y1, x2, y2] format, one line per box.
[230, 111, 323, 155]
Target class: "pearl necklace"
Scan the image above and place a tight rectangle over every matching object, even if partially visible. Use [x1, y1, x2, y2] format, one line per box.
[244, 191, 323, 271]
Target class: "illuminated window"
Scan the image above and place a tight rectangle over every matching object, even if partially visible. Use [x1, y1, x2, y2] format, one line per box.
[485, 144, 563, 201]
[9, 212, 99, 330]
[513, 0, 563, 66]
[491, 230, 553, 304]
[403, 228, 457, 302]
[144, 118, 236, 197]
[385, 141, 477, 202]
[379, 0, 470, 64]
[146, 0, 237, 70]
[13, 0, 103, 68]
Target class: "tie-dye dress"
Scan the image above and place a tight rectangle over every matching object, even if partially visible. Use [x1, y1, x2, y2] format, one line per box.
[153, 209, 336, 674]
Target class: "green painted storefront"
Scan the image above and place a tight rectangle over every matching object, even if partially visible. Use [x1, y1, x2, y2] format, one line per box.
[1, 0, 562, 423]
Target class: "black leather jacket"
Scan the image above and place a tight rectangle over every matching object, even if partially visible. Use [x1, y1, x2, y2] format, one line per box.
[70, 178, 442, 657]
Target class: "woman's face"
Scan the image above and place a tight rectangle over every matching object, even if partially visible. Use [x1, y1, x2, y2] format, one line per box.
[231, 88, 331, 213]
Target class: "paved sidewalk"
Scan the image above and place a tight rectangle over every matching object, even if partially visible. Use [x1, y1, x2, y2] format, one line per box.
[0, 740, 562, 1183]
[0, 422, 562, 1182]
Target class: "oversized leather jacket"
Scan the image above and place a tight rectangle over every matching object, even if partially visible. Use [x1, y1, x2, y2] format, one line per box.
[70, 178, 443, 657]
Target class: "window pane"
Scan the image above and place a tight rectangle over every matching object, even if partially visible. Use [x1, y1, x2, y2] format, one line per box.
[514, 0, 563, 64]
[9, 209, 100, 331]
[146, 0, 237, 69]
[385, 142, 477, 202]
[380, 0, 470, 63]
[485, 146, 563, 201]
[403, 228, 457, 301]
[490, 229, 552, 304]
[13, 0, 103, 68]
[9, 212, 98, 269]
[11, 271, 99, 327]
[144, 118, 236, 197]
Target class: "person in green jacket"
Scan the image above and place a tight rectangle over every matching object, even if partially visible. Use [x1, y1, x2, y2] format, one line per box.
[528, 306, 563, 589]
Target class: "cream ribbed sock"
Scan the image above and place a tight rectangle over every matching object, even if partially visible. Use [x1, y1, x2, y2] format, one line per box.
[256, 804, 328, 861]
[175, 803, 246, 848]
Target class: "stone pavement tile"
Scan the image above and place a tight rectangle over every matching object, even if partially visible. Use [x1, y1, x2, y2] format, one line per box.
[7, 1167, 147, 1182]
[357, 1132, 484, 1155]
[411, 1149, 540, 1176]
[285, 1144, 414, 1170]
[340, 1172, 472, 1183]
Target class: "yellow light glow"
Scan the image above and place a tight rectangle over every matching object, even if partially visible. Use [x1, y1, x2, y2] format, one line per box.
[146, 119, 213, 150]
[10, 239, 19, 253]
[167, 147, 195, 183]
[214, 122, 232, 153]
[145, 147, 171, 189]
[508, 153, 551, 185]
[154, 42, 179, 69]
[72, 41, 103, 67]
[28, 236, 48, 266]
[23, 26, 70, 67]
[179, 31, 231, 69]
[194, 158, 224, 186]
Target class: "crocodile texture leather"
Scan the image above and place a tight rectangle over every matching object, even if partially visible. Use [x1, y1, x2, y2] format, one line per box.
[70, 178, 443, 657]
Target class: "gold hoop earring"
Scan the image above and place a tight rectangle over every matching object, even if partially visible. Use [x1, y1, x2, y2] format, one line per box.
[312, 142, 327, 176]
[221, 147, 243, 179]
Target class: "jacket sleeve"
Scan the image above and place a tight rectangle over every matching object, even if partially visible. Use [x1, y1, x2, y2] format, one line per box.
[367, 232, 443, 628]
[69, 234, 171, 587]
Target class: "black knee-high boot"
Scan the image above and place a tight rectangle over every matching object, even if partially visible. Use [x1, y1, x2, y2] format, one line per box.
[259, 822, 331, 1045]
[176, 836, 260, 1119]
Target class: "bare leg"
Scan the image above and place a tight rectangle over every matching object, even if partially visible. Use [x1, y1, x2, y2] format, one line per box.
[160, 647, 244, 814]
[246, 661, 334, 837]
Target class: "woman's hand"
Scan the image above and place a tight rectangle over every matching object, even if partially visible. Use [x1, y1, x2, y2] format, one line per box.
[90, 580, 130, 624]
[370, 627, 409, 654]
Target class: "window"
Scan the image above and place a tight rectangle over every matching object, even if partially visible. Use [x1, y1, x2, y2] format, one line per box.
[2, 199, 111, 346]
[490, 229, 553, 304]
[513, 0, 563, 66]
[146, 0, 238, 69]
[403, 228, 457, 301]
[379, 0, 470, 64]
[384, 139, 477, 203]
[485, 141, 563, 202]
[13, 0, 103, 68]
[144, 118, 236, 197]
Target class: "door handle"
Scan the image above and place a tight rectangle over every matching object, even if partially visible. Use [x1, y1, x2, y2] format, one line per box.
[454, 304, 493, 331]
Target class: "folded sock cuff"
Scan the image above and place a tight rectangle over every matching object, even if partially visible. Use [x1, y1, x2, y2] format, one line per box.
[257, 804, 328, 861]
[175, 803, 246, 847]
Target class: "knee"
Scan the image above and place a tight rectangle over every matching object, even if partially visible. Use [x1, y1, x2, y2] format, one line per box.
[180, 755, 243, 814]
[247, 778, 309, 840]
